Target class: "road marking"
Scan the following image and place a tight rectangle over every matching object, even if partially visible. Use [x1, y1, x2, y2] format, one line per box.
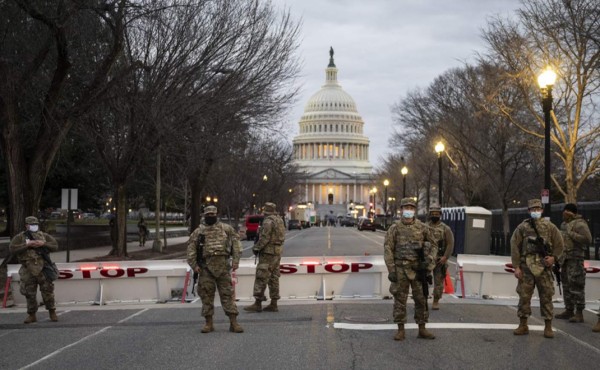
[328, 227, 331, 250]
[333, 322, 546, 331]
[20, 308, 149, 370]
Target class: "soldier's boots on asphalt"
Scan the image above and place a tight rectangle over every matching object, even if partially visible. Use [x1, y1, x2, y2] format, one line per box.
[555, 309, 574, 320]
[432, 299, 440, 310]
[201, 316, 214, 333]
[228, 315, 244, 333]
[568, 310, 584, 323]
[49, 309, 58, 322]
[513, 318, 529, 335]
[592, 318, 600, 332]
[544, 320, 554, 338]
[417, 324, 435, 339]
[393, 324, 405, 341]
[243, 299, 262, 313]
[23, 313, 37, 324]
[263, 300, 278, 312]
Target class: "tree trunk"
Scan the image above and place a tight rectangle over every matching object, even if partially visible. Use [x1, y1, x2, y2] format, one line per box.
[116, 183, 128, 257]
[153, 151, 163, 252]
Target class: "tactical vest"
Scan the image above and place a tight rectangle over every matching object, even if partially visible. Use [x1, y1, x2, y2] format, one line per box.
[393, 221, 426, 261]
[199, 223, 231, 257]
[429, 222, 446, 256]
[561, 217, 587, 259]
[519, 219, 553, 258]
[261, 215, 285, 255]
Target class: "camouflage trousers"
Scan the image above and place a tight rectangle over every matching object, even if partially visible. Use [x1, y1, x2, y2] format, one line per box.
[252, 253, 281, 300]
[432, 261, 447, 301]
[197, 256, 238, 317]
[389, 261, 429, 324]
[561, 258, 586, 311]
[516, 263, 555, 320]
[19, 266, 55, 314]
[138, 230, 146, 246]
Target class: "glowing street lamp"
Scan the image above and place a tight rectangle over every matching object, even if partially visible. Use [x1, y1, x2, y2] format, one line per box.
[401, 165, 408, 198]
[538, 66, 557, 218]
[435, 141, 445, 205]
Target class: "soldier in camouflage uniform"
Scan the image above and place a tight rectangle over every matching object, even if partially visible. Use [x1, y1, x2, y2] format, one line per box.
[384, 197, 437, 341]
[427, 204, 454, 310]
[244, 202, 286, 313]
[554, 203, 592, 323]
[9, 216, 59, 324]
[510, 199, 563, 338]
[186, 206, 243, 333]
[137, 216, 148, 247]
[594, 310, 600, 332]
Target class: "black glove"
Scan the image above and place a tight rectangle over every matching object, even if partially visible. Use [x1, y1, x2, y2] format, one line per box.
[388, 272, 398, 283]
[253, 249, 259, 256]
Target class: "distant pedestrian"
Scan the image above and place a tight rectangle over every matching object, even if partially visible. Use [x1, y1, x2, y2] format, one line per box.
[9, 216, 59, 323]
[510, 199, 564, 338]
[244, 202, 286, 313]
[186, 206, 243, 333]
[427, 204, 454, 310]
[137, 216, 148, 247]
[555, 203, 592, 323]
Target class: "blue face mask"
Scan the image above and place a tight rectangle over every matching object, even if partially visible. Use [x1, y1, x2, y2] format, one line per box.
[530, 211, 542, 219]
[402, 210, 415, 219]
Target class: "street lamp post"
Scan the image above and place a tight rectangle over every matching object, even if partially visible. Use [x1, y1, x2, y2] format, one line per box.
[538, 67, 557, 219]
[401, 166, 408, 198]
[383, 179, 389, 228]
[435, 142, 445, 206]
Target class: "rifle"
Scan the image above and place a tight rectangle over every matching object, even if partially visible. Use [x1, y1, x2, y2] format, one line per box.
[192, 234, 205, 295]
[438, 239, 447, 277]
[416, 245, 432, 310]
[528, 219, 562, 295]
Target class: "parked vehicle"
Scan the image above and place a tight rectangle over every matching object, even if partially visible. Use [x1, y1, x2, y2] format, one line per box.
[357, 218, 377, 231]
[340, 217, 356, 227]
[245, 215, 264, 240]
[288, 219, 302, 230]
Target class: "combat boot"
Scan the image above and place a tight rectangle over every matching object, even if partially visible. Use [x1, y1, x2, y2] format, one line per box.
[49, 309, 58, 322]
[432, 299, 440, 310]
[243, 299, 262, 312]
[228, 315, 244, 333]
[544, 320, 554, 338]
[23, 313, 37, 324]
[393, 324, 405, 341]
[201, 316, 214, 333]
[513, 318, 528, 335]
[417, 324, 435, 339]
[592, 318, 600, 332]
[263, 300, 278, 312]
[568, 309, 584, 323]
[555, 309, 574, 320]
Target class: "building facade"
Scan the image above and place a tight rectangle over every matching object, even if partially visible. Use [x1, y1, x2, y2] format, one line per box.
[292, 48, 375, 222]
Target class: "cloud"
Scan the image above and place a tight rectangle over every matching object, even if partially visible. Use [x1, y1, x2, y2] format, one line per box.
[274, 0, 521, 165]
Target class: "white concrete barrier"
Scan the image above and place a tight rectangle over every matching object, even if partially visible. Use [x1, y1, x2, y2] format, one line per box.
[5, 256, 392, 306]
[456, 254, 600, 300]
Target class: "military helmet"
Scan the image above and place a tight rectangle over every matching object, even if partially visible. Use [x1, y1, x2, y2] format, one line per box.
[527, 199, 542, 209]
[263, 202, 277, 214]
[25, 216, 39, 224]
[429, 204, 441, 213]
[204, 205, 218, 215]
[400, 197, 416, 208]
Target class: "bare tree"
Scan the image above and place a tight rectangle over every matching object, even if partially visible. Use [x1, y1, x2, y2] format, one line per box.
[482, 0, 600, 202]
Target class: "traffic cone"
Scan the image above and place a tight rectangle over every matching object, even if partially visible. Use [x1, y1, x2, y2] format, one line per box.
[444, 273, 455, 294]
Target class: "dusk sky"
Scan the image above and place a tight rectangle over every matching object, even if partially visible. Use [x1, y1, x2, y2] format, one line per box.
[273, 0, 522, 168]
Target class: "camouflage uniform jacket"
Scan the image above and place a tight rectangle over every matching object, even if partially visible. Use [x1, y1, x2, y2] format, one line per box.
[9, 231, 58, 275]
[560, 215, 592, 260]
[510, 218, 564, 275]
[186, 222, 241, 270]
[254, 214, 285, 255]
[427, 221, 454, 259]
[384, 219, 437, 273]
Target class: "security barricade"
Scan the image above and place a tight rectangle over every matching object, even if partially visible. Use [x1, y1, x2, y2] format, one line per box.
[4, 256, 392, 307]
[456, 254, 600, 299]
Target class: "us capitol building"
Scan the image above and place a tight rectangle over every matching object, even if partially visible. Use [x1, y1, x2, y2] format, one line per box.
[291, 48, 375, 222]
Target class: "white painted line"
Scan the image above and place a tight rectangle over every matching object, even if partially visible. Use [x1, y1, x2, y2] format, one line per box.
[333, 322, 546, 331]
[19, 308, 149, 369]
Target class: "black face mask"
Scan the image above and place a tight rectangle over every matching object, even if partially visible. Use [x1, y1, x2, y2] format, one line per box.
[429, 216, 440, 223]
[204, 216, 217, 225]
